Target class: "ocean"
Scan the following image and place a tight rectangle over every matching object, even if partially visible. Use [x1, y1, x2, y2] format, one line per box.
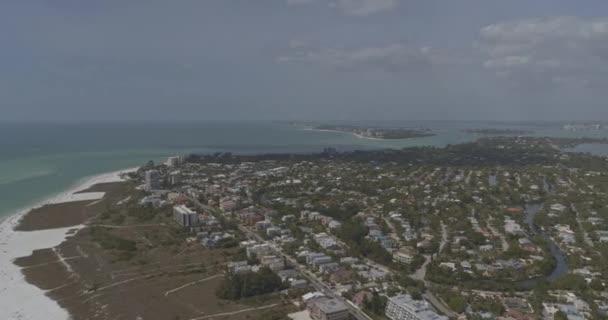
[1, 121, 607, 220]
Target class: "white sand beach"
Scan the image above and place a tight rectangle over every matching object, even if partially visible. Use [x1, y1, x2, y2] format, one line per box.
[0, 168, 136, 320]
[302, 128, 385, 141]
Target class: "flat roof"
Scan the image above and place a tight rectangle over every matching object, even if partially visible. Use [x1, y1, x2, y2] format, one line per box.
[388, 295, 448, 320]
[310, 298, 349, 314]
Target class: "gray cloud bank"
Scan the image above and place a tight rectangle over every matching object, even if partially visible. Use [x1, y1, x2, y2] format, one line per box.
[1, 0, 608, 121]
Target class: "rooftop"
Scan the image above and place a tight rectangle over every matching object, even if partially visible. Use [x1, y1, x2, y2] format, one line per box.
[388, 295, 447, 320]
[310, 297, 349, 314]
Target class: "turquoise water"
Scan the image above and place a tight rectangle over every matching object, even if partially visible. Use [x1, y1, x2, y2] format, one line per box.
[0, 122, 448, 219]
[1, 121, 606, 220]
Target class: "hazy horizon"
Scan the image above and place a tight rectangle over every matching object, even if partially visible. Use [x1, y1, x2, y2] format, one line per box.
[1, 119, 605, 125]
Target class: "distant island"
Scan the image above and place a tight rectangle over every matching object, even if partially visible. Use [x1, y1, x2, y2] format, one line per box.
[563, 123, 607, 132]
[463, 128, 534, 135]
[314, 124, 435, 140]
[548, 136, 608, 148]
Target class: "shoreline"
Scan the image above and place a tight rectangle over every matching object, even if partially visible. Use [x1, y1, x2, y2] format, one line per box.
[302, 128, 386, 141]
[0, 167, 138, 320]
[302, 127, 434, 141]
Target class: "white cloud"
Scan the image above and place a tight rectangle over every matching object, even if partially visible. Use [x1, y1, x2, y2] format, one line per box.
[288, 39, 309, 49]
[535, 59, 561, 69]
[286, 0, 317, 5]
[329, 0, 399, 16]
[278, 42, 458, 72]
[483, 55, 530, 69]
[480, 16, 608, 43]
[478, 16, 608, 87]
[286, 0, 399, 16]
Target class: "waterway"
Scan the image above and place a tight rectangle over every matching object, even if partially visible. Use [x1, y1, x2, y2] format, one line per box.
[465, 178, 567, 290]
[522, 203, 568, 283]
[514, 177, 567, 288]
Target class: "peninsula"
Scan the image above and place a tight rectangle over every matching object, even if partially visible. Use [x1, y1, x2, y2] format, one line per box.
[314, 124, 435, 139]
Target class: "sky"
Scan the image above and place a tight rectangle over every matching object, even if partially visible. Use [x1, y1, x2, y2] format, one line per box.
[2, 0, 608, 122]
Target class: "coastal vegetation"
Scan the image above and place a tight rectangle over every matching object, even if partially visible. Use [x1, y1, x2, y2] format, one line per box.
[89, 226, 137, 260]
[216, 267, 287, 300]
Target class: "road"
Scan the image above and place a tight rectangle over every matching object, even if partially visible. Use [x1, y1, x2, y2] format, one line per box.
[439, 221, 448, 253]
[164, 274, 224, 297]
[423, 292, 458, 318]
[487, 217, 509, 252]
[237, 225, 372, 320]
[383, 217, 401, 242]
[571, 203, 594, 247]
[411, 255, 431, 281]
[186, 302, 285, 320]
[409, 254, 458, 318]
[189, 196, 451, 319]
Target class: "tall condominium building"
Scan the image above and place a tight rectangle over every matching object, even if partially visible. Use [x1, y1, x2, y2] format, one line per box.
[167, 156, 182, 167]
[385, 295, 448, 320]
[144, 169, 161, 191]
[168, 170, 182, 186]
[173, 205, 199, 227]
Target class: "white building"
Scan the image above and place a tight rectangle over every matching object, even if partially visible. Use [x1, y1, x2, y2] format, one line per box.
[168, 170, 182, 186]
[145, 170, 161, 191]
[267, 227, 282, 238]
[314, 233, 339, 250]
[228, 261, 251, 274]
[385, 295, 447, 320]
[596, 230, 608, 242]
[393, 247, 416, 265]
[307, 297, 350, 320]
[550, 203, 567, 212]
[167, 156, 182, 167]
[504, 218, 524, 235]
[328, 220, 342, 229]
[306, 253, 333, 268]
[173, 205, 199, 227]
[260, 255, 285, 271]
[246, 243, 273, 259]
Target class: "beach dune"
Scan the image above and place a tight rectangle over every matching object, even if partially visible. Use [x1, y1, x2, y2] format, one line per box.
[0, 169, 135, 320]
